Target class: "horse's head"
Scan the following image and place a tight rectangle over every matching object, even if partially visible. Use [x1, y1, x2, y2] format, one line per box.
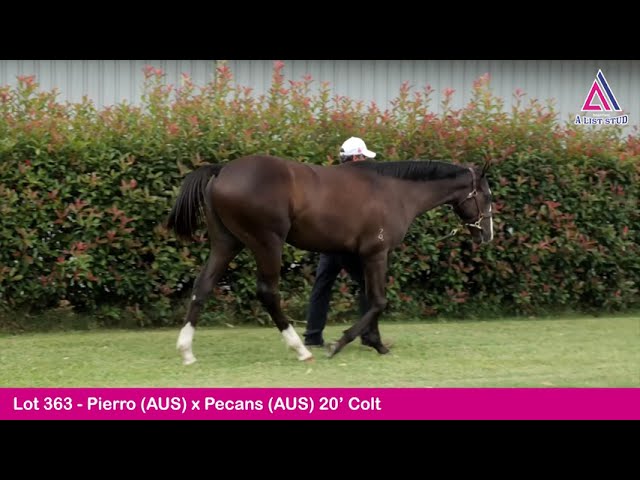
[452, 162, 494, 244]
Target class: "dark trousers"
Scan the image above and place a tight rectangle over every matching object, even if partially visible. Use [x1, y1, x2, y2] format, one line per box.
[304, 252, 369, 345]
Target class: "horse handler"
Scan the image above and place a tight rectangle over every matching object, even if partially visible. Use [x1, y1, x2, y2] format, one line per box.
[303, 137, 392, 352]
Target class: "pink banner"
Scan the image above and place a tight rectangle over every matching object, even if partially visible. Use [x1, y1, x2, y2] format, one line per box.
[1, 388, 638, 420]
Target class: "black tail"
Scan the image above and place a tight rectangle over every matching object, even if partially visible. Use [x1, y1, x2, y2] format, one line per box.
[166, 163, 224, 242]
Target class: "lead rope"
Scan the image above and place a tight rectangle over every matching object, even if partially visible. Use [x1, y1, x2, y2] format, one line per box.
[435, 228, 459, 242]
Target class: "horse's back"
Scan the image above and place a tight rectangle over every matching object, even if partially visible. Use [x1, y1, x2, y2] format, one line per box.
[211, 154, 335, 207]
[213, 155, 290, 191]
[209, 155, 384, 253]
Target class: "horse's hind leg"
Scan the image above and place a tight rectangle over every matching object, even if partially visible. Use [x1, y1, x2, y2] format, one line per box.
[251, 235, 313, 362]
[177, 236, 242, 365]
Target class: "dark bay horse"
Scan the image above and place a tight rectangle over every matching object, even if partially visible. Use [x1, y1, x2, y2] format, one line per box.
[166, 155, 494, 365]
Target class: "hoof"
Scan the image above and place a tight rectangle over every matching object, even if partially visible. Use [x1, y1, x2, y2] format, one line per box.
[178, 347, 197, 366]
[326, 340, 345, 359]
[303, 356, 315, 363]
[298, 350, 314, 362]
[362, 339, 394, 354]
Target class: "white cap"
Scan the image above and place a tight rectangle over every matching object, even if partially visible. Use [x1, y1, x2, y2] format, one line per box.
[340, 137, 376, 158]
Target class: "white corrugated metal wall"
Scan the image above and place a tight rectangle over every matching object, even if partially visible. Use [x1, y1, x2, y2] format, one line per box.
[1, 60, 638, 128]
[226, 60, 640, 128]
[0, 60, 216, 106]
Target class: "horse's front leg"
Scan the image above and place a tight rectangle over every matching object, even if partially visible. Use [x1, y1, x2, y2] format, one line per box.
[328, 250, 390, 358]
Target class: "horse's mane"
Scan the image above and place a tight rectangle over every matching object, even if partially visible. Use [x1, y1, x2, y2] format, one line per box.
[348, 160, 466, 182]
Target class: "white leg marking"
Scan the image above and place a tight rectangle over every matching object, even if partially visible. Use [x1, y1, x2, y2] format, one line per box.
[282, 325, 313, 361]
[177, 322, 197, 365]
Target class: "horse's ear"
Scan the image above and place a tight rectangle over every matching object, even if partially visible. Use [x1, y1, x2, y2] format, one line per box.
[481, 159, 492, 178]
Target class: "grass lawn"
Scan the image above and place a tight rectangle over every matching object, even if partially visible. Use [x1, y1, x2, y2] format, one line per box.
[1, 315, 638, 387]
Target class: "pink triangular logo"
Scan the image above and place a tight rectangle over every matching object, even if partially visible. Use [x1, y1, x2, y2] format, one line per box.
[581, 79, 612, 111]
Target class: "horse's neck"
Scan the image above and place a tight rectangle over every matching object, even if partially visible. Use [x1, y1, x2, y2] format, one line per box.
[399, 175, 468, 221]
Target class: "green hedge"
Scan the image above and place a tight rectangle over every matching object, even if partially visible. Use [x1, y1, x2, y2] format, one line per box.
[1, 63, 638, 326]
